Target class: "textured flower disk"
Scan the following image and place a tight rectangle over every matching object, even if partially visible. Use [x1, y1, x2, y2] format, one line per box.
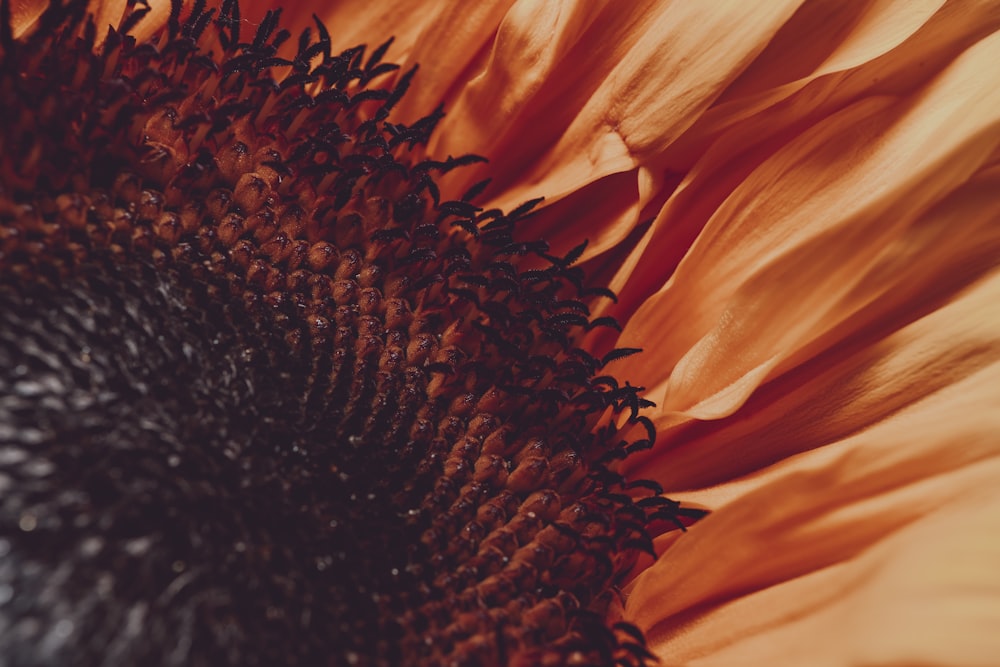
[0, 2, 696, 666]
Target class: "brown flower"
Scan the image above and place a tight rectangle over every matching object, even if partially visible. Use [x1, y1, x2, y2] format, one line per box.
[5, 1, 1000, 665]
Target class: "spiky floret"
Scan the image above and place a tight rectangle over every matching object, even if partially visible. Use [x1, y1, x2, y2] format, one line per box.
[0, 2, 704, 665]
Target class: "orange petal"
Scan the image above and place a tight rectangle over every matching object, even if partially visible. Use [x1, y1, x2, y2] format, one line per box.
[613, 29, 1000, 419]
[717, 0, 946, 102]
[126, 1, 171, 43]
[432, 0, 805, 210]
[8, 0, 128, 38]
[599, 0, 1000, 306]
[89, 1, 129, 39]
[665, 0, 949, 165]
[242, 0, 514, 92]
[624, 218, 1000, 490]
[241, 0, 430, 54]
[390, 1, 518, 121]
[512, 169, 642, 266]
[9, 0, 46, 37]
[624, 350, 1000, 664]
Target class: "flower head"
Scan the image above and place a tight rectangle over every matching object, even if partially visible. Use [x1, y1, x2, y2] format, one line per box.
[3, 1, 1000, 666]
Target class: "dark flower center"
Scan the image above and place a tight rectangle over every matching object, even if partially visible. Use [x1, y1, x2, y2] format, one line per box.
[0, 2, 701, 665]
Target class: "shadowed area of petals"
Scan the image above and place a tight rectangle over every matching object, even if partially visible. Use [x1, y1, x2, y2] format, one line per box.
[624, 354, 1000, 665]
[613, 30, 1000, 420]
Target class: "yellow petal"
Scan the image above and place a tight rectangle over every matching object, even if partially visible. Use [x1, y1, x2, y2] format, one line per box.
[613, 29, 1000, 420]
[625, 349, 1000, 664]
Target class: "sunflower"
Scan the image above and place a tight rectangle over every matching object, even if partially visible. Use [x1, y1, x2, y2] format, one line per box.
[2, 1, 999, 666]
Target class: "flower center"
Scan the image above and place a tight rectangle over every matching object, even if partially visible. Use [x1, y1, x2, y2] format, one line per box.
[0, 3, 698, 665]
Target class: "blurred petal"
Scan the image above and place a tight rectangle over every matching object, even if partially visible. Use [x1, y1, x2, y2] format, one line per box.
[9, 0, 46, 37]
[127, 0, 171, 43]
[624, 349, 1000, 665]
[613, 29, 1000, 420]
[252, 0, 515, 105]
[249, 0, 447, 55]
[93, 2, 125, 30]
[9, 0, 127, 38]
